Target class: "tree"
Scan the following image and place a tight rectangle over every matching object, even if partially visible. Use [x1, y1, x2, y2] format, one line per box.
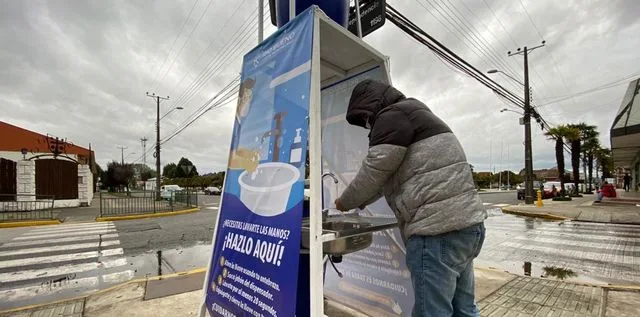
[133, 164, 156, 182]
[582, 137, 600, 193]
[104, 161, 134, 192]
[572, 123, 599, 193]
[174, 157, 198, 178]
[545, 125, 573, 196]
[595, 147, 613, 179]
[163, 163, 177, 178]
[564, 125, 582, 195]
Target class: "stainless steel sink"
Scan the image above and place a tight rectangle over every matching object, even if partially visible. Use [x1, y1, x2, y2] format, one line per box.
[301, 217, 373, 256]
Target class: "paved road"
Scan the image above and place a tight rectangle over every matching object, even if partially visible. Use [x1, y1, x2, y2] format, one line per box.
[3, 193, 640, 311]
[478, 190, 519, 208]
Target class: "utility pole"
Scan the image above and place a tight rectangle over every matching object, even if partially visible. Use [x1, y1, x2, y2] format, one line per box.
[509, 41, 545, 204]
[117, 146, 127, 165]
[140, 137, 148, 166]
[146, 92, 170, 200]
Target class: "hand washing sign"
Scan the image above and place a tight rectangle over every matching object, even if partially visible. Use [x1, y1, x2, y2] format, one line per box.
[320, 67, 415, 316]
[205, 8, 314, 317]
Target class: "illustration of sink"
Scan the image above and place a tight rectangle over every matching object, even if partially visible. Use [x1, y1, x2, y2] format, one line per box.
[301, 217, 373, 256]
[238, 162, 300, 217]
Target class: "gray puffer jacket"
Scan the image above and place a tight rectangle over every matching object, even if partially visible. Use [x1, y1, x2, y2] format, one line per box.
[338, 79, 487, 242]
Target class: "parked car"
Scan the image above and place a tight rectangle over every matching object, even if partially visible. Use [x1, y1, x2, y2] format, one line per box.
[204, 186, 221, 195]
[160, 185, 183, 200]
[516, 181, 544, 200]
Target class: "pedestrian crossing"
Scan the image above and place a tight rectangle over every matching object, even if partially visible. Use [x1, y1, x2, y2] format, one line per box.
[483, 202, 511, 208]
[0, 222, 133, 310]
[479, 215, 640, 285]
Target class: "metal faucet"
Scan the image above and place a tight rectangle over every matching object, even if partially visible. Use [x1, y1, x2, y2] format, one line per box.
[260, 112, 286, 161]
[322, 172, 339, 184]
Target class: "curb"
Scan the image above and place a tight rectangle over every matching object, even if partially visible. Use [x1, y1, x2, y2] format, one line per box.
[95, 208, 200, 222]
[501, 207, 570, 221]
[0, 267, 207, 315]
[0, 219, 62, 228]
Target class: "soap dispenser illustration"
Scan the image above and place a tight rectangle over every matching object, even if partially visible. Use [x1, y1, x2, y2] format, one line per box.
[289, 128, 303, 167]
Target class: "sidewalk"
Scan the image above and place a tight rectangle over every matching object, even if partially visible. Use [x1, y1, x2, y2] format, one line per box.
[3, 266, 639, 317]
[502, 192, 640, 225]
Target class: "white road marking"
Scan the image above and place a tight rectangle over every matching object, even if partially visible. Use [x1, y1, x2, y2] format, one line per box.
[0, 258, 128, 283]
[482, 203, 492, 206]
[0, 233, 119, 248]
[101, 270, 134, 284]
[13, 229, 117, 241]
[206, 207, 219, 210]
[0, 240, 120, 257]
[0, 248, 124, 269]
[493, 204, 511, 207]
[27, 224, 115, 235]
[0, 276, 99, 302]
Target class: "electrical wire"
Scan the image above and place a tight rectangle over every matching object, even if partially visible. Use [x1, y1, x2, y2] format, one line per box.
[150, 0, 200, 91]
[155, 0, 216, 90]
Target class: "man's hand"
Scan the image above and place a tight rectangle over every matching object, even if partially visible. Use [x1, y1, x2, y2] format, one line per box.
[334, 199, 349, 212]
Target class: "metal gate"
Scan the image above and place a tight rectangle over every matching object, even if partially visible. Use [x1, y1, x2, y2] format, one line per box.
[0, 158, 17, 201]
[36, 159, 78, 199]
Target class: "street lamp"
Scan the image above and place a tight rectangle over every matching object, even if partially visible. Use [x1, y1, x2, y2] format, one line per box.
[160, 106, 184, 120]
[500, 108, 523, 115]
[487, 69, 524, 87]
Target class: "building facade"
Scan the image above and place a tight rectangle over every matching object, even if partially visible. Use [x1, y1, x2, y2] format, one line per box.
[611, 78, 640, 191]
[0, 121, 96, 208]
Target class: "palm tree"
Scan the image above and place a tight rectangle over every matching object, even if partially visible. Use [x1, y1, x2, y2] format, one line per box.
[564, 125, 582, 195]
[545, 125, 571, 196]
[573, 124, 599, 193]
[595, 147, 613, 179]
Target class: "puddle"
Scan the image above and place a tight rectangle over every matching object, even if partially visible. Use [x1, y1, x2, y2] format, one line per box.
[127, 242, 212, 279]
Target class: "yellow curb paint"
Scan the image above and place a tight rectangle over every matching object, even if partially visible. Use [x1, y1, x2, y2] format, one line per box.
[0, 219, 61, 228]
[95, 208, 200, 222]
[0, 267, 208, 315]
[501, 207, 569, 221]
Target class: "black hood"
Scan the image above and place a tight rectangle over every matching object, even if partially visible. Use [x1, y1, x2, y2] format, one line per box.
[346, 79, 406, 128]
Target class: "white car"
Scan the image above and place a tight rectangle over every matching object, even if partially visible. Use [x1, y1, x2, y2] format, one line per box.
[160, 185, 183, 200]
[204, 186, 221, 195]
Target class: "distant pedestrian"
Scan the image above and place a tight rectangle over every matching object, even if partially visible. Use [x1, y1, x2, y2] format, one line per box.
[623, 174, 632, 192]
[334, 79, 487, 317]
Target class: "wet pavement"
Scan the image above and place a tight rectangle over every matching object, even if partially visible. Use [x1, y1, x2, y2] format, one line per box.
[3, 202, 640, 312]
[479, 208, 640, 286]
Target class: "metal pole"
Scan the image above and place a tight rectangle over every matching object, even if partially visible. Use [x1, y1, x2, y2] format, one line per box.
[258, 0, 264, 43]
[156, 96, 161, 201]
[288, 0, 295, 20]
[354, 0, 363, 38]
[523, 47, 535, 204]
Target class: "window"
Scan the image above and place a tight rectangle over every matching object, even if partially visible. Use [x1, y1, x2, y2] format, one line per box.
[78, 176, 83, 184]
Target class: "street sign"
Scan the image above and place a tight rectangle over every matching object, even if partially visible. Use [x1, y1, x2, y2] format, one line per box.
[348, 0, 386, 38]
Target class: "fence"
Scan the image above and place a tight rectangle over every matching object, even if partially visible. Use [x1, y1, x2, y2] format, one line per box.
[0, 194, 55, 221]
[99, 191, 198, 217]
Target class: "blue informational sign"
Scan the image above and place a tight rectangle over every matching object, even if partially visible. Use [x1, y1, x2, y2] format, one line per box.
[320, 67, 415, 316]
[205, 8, 315, 317]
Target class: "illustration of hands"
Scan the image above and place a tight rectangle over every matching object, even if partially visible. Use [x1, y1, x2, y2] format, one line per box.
[229, 148, 260, 173]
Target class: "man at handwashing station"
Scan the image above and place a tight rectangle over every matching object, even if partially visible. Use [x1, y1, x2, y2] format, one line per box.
[334, 79, 487, 317]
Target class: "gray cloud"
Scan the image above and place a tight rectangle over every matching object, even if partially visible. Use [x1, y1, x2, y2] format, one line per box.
[1, 0, 638, 175]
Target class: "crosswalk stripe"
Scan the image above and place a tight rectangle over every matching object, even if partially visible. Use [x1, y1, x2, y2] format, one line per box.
[0, 248, 124, 269]
[0, 233, 119, 248]
[0, 276, 99, 302]
[101, 270, 135, 284]
[0, 258, 128, 283]
[26, 224, 115, 235]
[510, 235, 626, 250]
[493, 204, 510, 207]
[482, 203, 492, 206]
[28, 221, 115, 230]
[13, 229, 117, 241]
[0, 240, 120, 257]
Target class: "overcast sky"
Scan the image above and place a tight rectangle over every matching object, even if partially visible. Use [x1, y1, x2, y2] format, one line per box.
[1, 0, 639, 175]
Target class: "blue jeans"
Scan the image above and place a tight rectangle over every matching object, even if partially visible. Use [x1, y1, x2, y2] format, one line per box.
[406, 222, 486, 317]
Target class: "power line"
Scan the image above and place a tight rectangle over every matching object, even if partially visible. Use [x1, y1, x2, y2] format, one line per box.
[155, 0, 216, 89]
[166, 0, 255, 99]
[150, 0, 200, 90]
[518, 0, 544, 40]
